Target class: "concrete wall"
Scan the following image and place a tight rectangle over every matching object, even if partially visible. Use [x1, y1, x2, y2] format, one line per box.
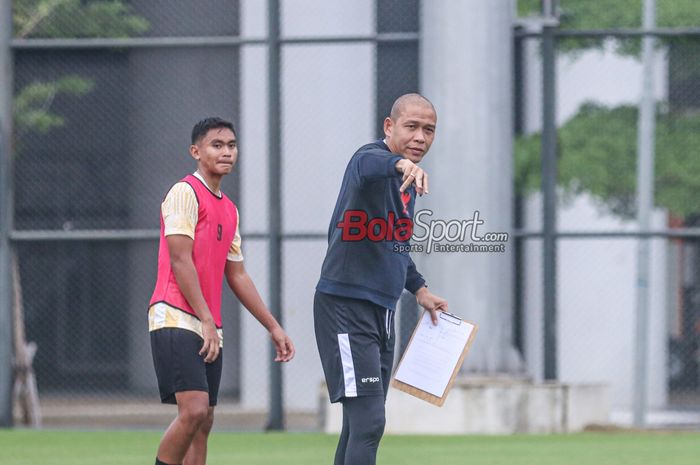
[322, 377, 610, 434]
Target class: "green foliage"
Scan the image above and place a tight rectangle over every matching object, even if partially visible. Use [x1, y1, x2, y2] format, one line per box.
[14, 75, 94, 135]
[12, 0, 148, 145]
[515, 1, 700, 219]
[518, 0, 700, 28]
[517, 0, 700, 55]
[515, 103, 700, 219]
[13, 0, 149, 38]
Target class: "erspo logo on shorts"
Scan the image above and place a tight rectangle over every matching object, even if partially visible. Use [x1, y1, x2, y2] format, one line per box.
[361, 377, 380, 383]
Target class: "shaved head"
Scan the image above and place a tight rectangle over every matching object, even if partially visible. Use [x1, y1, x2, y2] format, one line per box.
[389, 93, 436, 121]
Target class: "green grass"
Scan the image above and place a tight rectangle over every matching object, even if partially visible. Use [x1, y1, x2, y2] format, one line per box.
[0, 430, 698, 465]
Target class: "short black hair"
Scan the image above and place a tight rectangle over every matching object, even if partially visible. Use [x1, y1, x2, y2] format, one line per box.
[191, 117, 236, 145]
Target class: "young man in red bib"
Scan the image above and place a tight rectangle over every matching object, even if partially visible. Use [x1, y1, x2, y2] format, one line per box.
[149, 117, 295, 465]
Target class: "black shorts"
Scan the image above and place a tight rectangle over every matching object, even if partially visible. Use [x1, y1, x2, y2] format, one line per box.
[314, 290, 395, 403]
[150, 328, 223, 406]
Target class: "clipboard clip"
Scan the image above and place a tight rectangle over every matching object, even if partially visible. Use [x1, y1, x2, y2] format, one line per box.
[438, 311, 462, 325]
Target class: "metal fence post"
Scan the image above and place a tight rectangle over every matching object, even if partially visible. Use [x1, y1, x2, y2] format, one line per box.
[266, 0, 284, 431]
[541, 20, 558, 381]
[0, 0, 14, 428]
[513, 27, 525, 356]
[633, 0, 657, 428]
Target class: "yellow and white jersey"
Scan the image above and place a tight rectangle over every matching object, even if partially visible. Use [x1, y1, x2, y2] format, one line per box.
[162, 172, 243, 262]
[148, 302, 224, 348]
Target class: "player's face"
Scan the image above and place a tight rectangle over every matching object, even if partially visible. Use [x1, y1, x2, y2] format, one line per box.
[191, 127, 238, 177]
[384, 104, 437, 163]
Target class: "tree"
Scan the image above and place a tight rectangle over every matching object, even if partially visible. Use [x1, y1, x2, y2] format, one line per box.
[13, 0, 148, 137]
[515, 0, 700, 220]
[518, 0, 700, 31]
[515, 103, 700, 219]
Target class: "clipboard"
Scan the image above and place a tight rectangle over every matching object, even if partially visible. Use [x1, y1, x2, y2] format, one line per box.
[391, 310, 478, 407]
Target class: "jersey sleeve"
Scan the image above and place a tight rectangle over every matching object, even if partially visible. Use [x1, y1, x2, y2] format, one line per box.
[353, 148, 403, 183]
[404, 255, 426, 294]
[227, 207, 244, 262]
[162, 182, 198, 239]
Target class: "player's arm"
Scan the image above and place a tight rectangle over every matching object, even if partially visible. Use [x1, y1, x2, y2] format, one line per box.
[224, 260, 295, 362]
[167, 235, 221, 363]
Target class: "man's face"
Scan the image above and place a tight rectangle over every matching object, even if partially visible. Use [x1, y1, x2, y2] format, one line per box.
[384, 103, 437, 163]
[190, 127, 238, 176]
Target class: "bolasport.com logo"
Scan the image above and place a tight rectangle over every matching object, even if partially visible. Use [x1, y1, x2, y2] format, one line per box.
[336, 209, 508, 254]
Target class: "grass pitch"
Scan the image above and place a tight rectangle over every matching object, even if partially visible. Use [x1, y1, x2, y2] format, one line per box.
[0, 430, 698, 465]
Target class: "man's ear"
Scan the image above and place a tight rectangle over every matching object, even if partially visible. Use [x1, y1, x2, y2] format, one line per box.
[383, 117, 393, 139]
[189, 144, 200, 161]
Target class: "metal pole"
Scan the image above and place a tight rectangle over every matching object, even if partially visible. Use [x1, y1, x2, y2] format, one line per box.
[513, 27, 525, 356]
[0, 0, 14, 428]
[541, 9, 558, 381]
[633, 0, 656, 428]
[516, 27, 700, 39]
[9, 32, 418, 50]
[266, 0, 284, 431]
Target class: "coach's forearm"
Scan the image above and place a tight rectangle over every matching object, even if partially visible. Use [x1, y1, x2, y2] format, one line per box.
[405, 260, 426, 294]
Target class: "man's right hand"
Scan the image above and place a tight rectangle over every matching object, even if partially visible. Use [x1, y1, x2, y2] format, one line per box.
[199, 319, 221, 363]
[396, 158, 428, 195]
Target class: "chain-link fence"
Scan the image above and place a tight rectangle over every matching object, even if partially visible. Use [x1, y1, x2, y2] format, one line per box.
[1, 0, 424, 430]
[514, 26, 700, 424]
[2, 0, 700, 431]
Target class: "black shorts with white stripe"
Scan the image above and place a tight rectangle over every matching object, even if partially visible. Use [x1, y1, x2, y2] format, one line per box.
[313, 290, 395, 403]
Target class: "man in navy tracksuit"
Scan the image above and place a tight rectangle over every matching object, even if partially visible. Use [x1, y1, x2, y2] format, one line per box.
[314, 93, 448, 465]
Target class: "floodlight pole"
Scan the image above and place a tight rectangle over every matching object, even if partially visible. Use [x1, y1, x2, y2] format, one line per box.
[633, 0, 657, 429]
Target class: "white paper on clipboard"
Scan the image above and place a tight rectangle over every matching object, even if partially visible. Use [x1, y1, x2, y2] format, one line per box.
[393, 311, 476, 397]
